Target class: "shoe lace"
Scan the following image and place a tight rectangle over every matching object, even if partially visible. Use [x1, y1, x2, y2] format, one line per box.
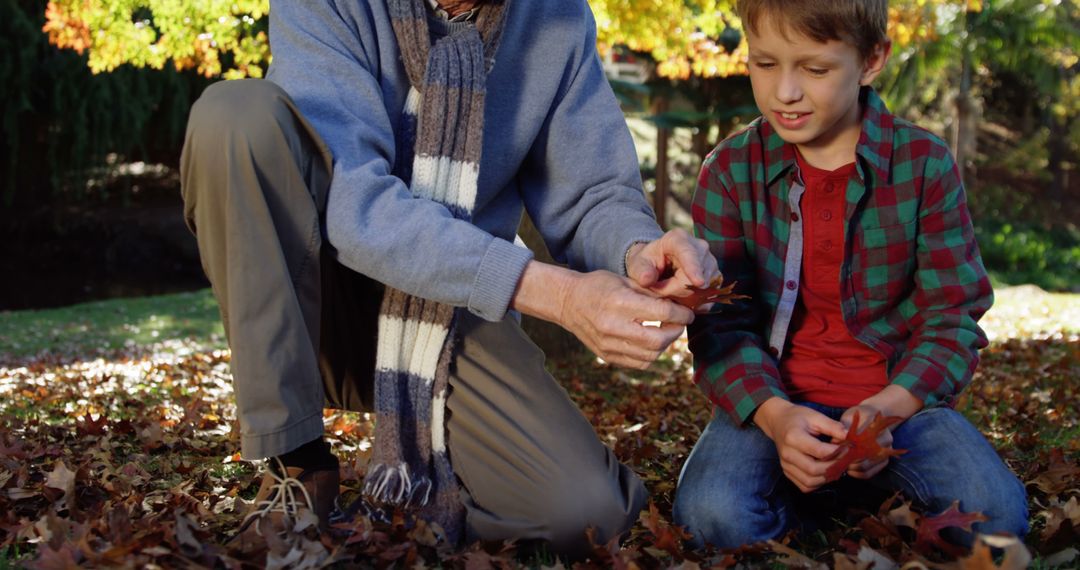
[240, 458, 316, 537]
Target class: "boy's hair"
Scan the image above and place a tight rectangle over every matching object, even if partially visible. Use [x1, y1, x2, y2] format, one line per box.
[737, 0, 889, 61]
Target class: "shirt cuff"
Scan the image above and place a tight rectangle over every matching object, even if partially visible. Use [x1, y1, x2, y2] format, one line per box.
[718, 375, 790, 426]
[618, 234, 663, 277]
[890, 355, 957, 408]
[620, 239, 653, 277]
[467, 237, 535, 322]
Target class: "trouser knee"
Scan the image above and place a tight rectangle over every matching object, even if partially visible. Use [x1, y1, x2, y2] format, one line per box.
[535, 470, 645, 560]
[186, 79, 294, 149]
[181, 78, 329, 236]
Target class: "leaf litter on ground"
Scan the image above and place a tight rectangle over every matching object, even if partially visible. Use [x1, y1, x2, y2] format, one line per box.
[0, 287, 1077, 567]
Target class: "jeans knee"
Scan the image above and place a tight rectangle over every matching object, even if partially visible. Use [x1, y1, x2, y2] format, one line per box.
[934, 473, 1029, 540]
[673, 487, 784, 549]
[971, 477, 1029, 538]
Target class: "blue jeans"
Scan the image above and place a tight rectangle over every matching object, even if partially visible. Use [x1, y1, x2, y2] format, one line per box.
[672, 403, 1029, 549]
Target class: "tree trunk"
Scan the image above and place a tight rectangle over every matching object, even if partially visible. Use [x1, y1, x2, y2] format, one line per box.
[951, 10, 978, 186]
[1048, 112, 1069, 206]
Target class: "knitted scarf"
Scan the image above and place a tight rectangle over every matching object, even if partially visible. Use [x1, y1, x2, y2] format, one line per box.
[362, 0, 508, 546]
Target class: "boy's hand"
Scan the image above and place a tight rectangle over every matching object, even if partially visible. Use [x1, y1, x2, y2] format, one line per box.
[625, 229, 720, 299]
[839, 405, 893, 479]
[753, 398, 848, 493]
[840, 387, 921, 479]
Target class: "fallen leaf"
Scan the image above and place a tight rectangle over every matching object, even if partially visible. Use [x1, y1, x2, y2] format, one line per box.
[958, 534, 1031, 570]
[44, 462, 76, 511]
[1027, 449, 1080, 495]
[640, 502, 692, 558]
[75, 413, 108, 437]
[767, 540, 827, 569]
[885, 499, 919, 529]
[173, 510, 203, 558]
[914, 501, 988, 557]
[26, 542, 82, 570]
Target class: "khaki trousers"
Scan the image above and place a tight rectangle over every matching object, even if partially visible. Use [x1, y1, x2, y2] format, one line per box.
[179, 79, 645, 556]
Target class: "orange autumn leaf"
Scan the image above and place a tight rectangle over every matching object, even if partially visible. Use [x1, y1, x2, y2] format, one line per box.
[824, 411, 907, 483]
[640, 501, 692, 557]
[670, 274, 750, 312]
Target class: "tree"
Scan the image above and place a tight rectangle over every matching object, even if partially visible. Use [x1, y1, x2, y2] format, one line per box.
[880, 0, 1079, 189]
[43, 0, 269, 79]
[44, 0, 1075, 201]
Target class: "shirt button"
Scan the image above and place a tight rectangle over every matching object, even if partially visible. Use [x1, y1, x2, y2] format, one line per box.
[790, 212, 800, 222]
[786, 280, 797, 290]
[822, 240, 833, 251]
[821, 210, 833, 221]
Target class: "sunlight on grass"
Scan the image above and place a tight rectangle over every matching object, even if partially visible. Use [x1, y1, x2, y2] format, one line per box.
[0, 289, 225, 361]
[981, 284, 1080, 341]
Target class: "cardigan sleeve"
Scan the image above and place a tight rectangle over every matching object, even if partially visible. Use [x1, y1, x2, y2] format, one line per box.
[266, 0, 532, 321]
[514, 2, 663, 275]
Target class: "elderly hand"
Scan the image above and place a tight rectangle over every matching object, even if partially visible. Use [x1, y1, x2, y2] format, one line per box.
[625, 228, 720, 299]
[512, 261, 695, 370]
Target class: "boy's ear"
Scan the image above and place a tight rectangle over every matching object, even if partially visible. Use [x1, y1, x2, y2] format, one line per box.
[859, 40, 892, 86]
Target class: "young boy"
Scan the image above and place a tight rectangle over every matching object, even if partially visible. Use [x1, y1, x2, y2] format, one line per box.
[673, 0, 1029, 549]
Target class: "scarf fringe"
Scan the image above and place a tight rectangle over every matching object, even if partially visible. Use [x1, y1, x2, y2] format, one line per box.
[363, 462, 434, 508]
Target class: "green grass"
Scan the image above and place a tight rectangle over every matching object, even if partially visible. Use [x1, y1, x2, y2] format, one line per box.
[0, 289, 225, 360]
[0, 546, 31, 569]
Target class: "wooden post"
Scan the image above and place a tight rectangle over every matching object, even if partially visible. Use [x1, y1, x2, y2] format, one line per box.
[654, 96, 670, 230]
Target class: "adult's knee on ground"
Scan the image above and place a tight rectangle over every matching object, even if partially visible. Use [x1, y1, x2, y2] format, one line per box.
[532, 469, 645, 558]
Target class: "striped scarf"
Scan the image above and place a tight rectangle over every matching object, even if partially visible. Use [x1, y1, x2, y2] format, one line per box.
[362, 0, 508, 545]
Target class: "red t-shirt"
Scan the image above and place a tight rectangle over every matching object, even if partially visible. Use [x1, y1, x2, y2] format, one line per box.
[779, 151, 888, 407]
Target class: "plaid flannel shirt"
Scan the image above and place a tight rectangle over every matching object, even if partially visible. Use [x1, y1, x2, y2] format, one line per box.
[689, 88, 993, 425]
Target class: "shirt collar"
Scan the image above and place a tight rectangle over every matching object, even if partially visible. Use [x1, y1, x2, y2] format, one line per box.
[426, 0, 479, 22]
[762, 86, 895, 186]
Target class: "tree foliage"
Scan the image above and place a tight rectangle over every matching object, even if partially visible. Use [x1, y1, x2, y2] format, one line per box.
[0, 0, 205, 209]
[43, 0, 269, 79]
[42, 0, 985, 81]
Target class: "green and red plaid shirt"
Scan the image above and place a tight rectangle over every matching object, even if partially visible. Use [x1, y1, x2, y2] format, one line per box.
[690, 87, 993, 424]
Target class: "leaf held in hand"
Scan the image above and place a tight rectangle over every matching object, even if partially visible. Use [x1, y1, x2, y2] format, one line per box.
[823, 411, 907, 483]
[670, 274, 749, 312]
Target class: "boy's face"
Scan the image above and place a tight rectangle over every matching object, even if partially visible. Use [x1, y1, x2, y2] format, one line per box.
[745, 14, 890, 166]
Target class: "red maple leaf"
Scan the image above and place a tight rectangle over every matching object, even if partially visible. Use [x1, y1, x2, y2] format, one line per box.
[640, 501, 692, 557]
[669, 274, 750, 312]
[915, 500, 988, 557]
[823, 411, 907, 482]
[75, 413, 107, 437]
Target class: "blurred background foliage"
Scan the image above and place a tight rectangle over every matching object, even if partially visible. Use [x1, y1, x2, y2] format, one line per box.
[1, 0, 1077, 308]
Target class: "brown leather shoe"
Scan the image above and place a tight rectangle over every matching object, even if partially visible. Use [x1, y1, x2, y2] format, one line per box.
[232, 459, 341, 546]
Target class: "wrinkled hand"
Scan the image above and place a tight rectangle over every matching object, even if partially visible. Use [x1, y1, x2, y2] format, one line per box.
[512, 261, 695, 370]
[626, 229, 720, 299]
[754, 398, 848, 493]
[558, 270, 695, 370]
[840, 404, 895, 480]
